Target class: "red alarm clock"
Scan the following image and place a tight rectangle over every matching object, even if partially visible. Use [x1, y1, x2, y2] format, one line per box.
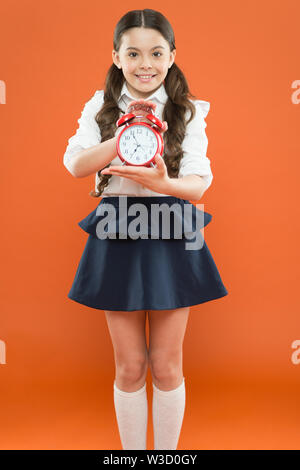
[116, 110, 165, 168]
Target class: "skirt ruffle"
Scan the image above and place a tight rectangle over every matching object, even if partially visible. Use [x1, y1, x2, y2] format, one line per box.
[67, 196, 228, 311]
[77, 195, 213, 239]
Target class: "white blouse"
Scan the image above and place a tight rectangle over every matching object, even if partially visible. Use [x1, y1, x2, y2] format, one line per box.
[63, 81, 213, 197]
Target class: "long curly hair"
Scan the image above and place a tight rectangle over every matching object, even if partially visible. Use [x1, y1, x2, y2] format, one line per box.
[90, 8, 197, 197]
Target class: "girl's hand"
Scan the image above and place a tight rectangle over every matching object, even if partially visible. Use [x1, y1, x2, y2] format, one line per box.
[100, 153, 171, 195]
[127, 98, 156, 116]
[125, 98, 168, 132]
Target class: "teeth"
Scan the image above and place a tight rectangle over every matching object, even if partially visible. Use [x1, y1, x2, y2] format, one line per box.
[138, 75, 153, 78]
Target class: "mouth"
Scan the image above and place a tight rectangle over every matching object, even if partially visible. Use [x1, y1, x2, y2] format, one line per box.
[135, 74, 157, 82]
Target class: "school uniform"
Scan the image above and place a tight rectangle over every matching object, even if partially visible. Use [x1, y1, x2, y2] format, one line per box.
[63, 82, 228, 311]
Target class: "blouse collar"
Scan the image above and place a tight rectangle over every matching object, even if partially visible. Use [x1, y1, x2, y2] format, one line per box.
[119, 80, 168, 105]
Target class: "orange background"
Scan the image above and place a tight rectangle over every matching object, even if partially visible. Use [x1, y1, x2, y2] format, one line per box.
[1, 0, 300, 450]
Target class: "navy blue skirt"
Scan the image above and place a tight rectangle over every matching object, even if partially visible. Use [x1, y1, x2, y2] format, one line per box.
[67, 196, 228, 311]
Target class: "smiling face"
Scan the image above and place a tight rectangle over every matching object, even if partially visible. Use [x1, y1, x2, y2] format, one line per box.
[112, 27, 176, 99]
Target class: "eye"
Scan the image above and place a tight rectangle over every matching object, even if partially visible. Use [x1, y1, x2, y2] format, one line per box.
[128, 52, 162, 58]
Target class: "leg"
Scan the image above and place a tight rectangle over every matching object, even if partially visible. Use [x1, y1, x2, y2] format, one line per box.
[105, 309, 148, 391]
[148, 307, 190, 450]
[148, 307, 190, 390]
[104, 309, 148, 450]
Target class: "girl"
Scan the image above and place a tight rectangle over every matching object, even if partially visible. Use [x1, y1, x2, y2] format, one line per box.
[63, 9, 228, 450]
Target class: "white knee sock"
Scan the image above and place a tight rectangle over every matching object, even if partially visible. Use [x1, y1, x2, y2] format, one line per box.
[113, 381, 148, 450]
[152, 377, 186, 450]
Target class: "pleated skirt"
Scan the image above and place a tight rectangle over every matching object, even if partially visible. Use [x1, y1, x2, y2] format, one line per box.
[67, 196, 228, 311]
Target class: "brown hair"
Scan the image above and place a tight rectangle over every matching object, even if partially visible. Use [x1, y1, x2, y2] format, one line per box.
[90, 8, 197, 197]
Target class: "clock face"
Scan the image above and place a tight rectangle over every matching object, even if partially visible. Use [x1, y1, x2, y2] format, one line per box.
[119, 124, 158, 165]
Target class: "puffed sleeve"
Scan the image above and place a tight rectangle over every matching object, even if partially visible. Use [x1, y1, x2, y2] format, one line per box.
[178, 99, 213, 193]
[63, 90, 104, 172]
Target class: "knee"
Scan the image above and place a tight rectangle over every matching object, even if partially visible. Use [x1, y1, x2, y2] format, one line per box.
[117, 355, 148, 384]
[149, 351, 182, 383]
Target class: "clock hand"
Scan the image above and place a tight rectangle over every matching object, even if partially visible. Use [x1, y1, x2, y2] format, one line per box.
[130, 146, 139, 158]
[132, 134, 141, 147]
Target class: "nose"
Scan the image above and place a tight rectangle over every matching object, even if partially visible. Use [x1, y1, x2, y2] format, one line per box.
[139, 67, 152, 72]
[139, 59, 153, 69]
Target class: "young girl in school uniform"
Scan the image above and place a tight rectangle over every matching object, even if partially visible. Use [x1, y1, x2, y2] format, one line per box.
[63, 9, 228, 450]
